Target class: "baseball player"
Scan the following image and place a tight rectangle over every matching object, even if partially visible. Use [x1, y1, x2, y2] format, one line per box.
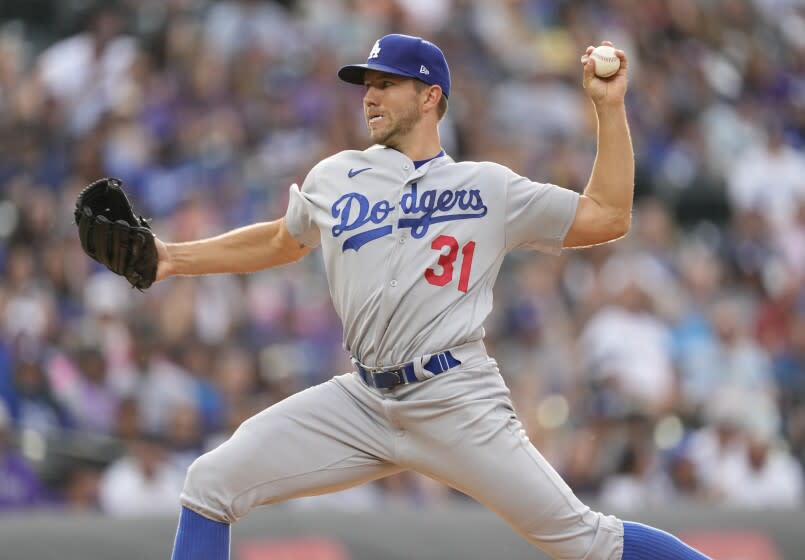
[165, 35, 711, 560]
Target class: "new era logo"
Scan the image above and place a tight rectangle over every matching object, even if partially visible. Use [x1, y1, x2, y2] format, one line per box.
[419, 65, 430, 75]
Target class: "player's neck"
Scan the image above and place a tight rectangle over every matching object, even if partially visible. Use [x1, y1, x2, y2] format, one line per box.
[390, 123, 442, 162]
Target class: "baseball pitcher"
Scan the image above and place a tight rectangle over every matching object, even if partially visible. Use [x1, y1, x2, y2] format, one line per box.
[107, 34, 710, 560]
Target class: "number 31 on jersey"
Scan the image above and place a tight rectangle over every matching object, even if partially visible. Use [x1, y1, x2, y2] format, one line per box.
[424, 235, 475, 293]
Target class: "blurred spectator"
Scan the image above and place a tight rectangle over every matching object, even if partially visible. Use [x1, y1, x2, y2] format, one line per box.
[98, 432, 184, 517]
[598, 443, 656, 511]
[671, 243, 724, 410]
[111, 319, 196, 434]
[164, 403, 205, 473]
[772, 194, 805, 282]
[493, 257, 575, 391]
[579, 254, 676, 413]
[677, 295, 778, 424]
[3, 243, 57, 342]
[0, 400, 48, 510]
[726, 122, 805, 231]
[663, 442, 709, 505]
[60, 462, 102, 512]
[775, 310, 805, 468]
[687, 391, 777, 503]
[719, 425, 805, 509]
[113, 396, 141, 441]
[211, 345, 260, 424]
[632, 197, 677, 277]
[12, 357, 72, 436]
[49, 341, 120, 435]
[724, 208, 778, 290]
[35, 3, 139, 135]
[700, 99, 766, 179]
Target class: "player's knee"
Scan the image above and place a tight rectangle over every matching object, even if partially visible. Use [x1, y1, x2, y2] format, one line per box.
[180, 450, 236, 523]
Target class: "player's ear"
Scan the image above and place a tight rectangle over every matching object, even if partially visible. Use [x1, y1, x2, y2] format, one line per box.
[423, 85, 443, 112]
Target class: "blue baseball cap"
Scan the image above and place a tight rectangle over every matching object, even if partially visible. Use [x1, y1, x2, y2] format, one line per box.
[338, 34, 451, 98]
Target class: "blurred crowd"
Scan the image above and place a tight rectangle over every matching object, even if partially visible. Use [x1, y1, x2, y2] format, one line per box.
[0, 0, 804, 516]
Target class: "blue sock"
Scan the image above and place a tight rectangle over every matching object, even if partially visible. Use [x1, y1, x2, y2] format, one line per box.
[171, 506, 231, 560]
[622, 521, 710, 560]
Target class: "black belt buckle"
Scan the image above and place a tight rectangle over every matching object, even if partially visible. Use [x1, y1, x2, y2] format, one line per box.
[375, 368, 404, 389]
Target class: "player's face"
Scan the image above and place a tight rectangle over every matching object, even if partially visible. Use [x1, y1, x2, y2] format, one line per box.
[363, 71, 423, 148]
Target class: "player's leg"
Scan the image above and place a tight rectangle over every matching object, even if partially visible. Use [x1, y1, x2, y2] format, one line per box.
[397, 363, 709, 560]
[172, 506, 231, 560]
[172, 374, 401, 560]
[620, 521, 711, 560]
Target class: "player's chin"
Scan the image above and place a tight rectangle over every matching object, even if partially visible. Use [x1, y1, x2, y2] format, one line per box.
[368, 127, 392, 145]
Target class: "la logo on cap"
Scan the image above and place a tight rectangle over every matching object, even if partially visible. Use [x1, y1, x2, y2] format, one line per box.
[368, 41, 381, 59]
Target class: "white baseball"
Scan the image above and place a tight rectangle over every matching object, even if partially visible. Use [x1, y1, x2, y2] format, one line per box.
[590, 45, 620, 78]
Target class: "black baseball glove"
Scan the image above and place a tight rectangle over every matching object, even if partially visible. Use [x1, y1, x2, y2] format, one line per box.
[74, 177, 158, 290]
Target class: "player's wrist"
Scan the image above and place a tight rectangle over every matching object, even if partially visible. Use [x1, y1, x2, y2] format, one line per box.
[155, 238, 177, 281]
[592, 97, 627, 114]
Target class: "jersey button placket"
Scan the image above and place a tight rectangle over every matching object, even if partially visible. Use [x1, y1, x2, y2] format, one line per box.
[374, 160, 409, 352]
[389, 165, 410, 289]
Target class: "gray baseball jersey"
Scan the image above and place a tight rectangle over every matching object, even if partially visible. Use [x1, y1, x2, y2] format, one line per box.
[284, 145, 578, 367]
[180, 145, 625, 560]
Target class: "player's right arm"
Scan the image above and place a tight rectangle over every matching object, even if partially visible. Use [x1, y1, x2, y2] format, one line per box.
[154, 217, 312, 282]
[563, 42, 632, 249]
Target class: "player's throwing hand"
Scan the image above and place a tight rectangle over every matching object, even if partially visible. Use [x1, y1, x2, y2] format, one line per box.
[581, 41, 628, 107]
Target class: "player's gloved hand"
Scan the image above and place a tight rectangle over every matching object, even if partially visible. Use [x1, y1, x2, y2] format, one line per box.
[74, 177, 159, 290]
[580, 41, 628, 107]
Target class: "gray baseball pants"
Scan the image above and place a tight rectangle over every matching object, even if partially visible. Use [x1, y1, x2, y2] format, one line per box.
[181, 341, 623, 560]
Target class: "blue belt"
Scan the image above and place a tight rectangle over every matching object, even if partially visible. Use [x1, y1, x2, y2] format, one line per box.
[355, 351, 462, 389]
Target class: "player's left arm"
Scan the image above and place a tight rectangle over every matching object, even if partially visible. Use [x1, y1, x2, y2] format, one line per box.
[154, 218, 312, 282]
[563, 42, 633, 249]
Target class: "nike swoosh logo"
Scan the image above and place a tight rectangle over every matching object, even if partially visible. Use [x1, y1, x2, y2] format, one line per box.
[348, 167, 372, 178]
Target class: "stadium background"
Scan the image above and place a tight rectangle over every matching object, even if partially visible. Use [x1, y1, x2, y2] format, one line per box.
[0, 0, 803, 558]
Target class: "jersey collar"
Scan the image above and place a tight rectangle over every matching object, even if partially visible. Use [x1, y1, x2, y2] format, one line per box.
[413, 149, 445, 169]
[367, 144, 453, 176]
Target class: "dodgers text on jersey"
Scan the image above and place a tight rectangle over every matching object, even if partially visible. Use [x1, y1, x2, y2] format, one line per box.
[331, 182, 488, 251]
